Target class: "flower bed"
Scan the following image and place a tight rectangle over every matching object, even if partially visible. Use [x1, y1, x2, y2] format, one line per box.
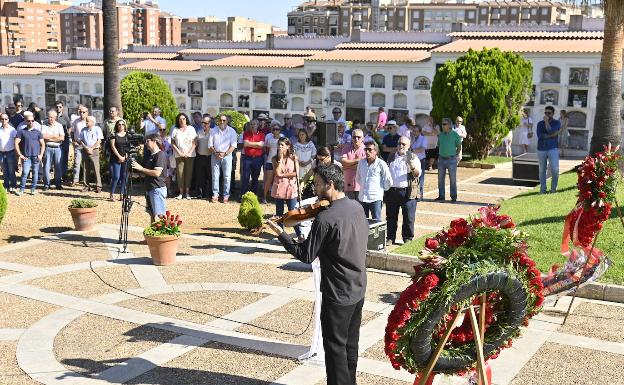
[385, 206, 543, 375]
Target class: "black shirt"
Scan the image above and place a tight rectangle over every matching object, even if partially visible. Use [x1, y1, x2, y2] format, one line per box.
[56, 113, 72, 138]
[110, 133, 129, 161]
[278, 197, 368, 305]
[143, 150, 167, 190]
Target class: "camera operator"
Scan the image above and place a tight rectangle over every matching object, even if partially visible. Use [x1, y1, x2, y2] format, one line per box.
[132, 134, 167, 223]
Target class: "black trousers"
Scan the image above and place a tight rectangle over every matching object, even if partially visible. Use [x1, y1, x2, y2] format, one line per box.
[385, 187, 417, 242]
[321, 298, 364, 385]
[194, 154, 212, 197]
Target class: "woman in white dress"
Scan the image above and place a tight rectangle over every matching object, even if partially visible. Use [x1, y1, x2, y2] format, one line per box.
[262, 121, 282, 203]
[293, 128, 316, 179]
[517, 109, 533, 154]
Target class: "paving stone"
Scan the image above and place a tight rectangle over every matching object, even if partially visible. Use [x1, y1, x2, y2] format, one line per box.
[509, 342, 624, 385]
[54, 313, 180, 376]
[0, 292, 59, 328]
[118, 291, 267, 325]
[0, 268, 16, 277]
[558, 302, 624, 344]
[126, 341, 299, 385]
[366, 271, 411, 305]
[158, 261, 311, 287]
[362, 340, 386, 362]
[0, 232, 110, 267]
[314, 372, 412, 385]
[0, 341, 41, 385]
[26, 265, 140, 298]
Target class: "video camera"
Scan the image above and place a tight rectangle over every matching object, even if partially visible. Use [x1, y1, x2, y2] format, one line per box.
[126, 128, 144, 160]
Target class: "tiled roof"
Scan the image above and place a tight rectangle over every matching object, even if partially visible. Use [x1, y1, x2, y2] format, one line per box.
[200, 56, 305, 69]
[118, 52, 180, 60]
[7, 62, 60, 69]
[307, 49, 431, 62]
[44, 65, 104, 74]
[179, 49, 323, 56]
[448, 31, 604, 40]
[120, 59, 201, 72]
[59, 59, 104, 66]
[335, 42, 437, 50]
[0, 67, 43, 75]
[432, 39, 603, 54]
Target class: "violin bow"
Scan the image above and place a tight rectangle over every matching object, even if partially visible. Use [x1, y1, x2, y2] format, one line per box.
[295, 154, 302, 209]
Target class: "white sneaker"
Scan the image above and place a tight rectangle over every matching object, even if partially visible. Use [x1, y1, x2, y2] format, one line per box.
[185, 196, 191, 200]
[176, 194, 183, 200]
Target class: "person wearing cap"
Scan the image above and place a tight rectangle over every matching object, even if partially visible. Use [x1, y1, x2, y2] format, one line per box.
[257, 113, 271, 135]
[454, 116, 467, 163]
[381, 120, 400, 162]
[41, 109, 65, 191]
[14, 111, 45, 196]
[262, 121, 282, 203]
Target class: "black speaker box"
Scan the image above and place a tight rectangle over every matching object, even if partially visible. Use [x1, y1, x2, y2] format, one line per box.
[316, 122, 338, 147]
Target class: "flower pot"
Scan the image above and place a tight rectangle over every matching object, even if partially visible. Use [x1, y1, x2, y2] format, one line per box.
[144, 234, 179, 266]
[68, 207, 97, 231]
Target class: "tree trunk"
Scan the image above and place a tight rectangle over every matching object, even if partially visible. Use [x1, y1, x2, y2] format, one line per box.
[590, 0, 624, 155]
[103, 0, 122, 117]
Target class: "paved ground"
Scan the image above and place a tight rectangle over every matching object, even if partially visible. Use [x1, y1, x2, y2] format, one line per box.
[3, 160, 623, 385]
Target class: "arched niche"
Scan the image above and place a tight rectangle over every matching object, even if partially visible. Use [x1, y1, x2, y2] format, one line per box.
[220, 93, 233, 108]
[415, 94, 430, 110]
[567, 111, 587, 128]
[221, 77, 233, 92]
[371, 93, 385, 107]
[310, 90, 322, 105]
[81, 82, 90, 94]
[205, 77, 217, 90]
[414, 76, 430, 90]
[238, 78, 250, 91]
[541, 66, 561, 84]
[351, 73, 364, 88]
[329, 91, 343, 104]
[394, 93, 407, 109]
[371, 74, 385, 88]
[330, 72, 343, 86]
[271, 79, 286, 94]
[291, 97, 304, 111]
[24, 84, 33, 94]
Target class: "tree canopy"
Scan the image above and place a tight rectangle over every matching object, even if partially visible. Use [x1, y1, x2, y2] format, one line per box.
[120, 71, 178, 131]
[219, 110, 247, 135]
[431, 48, 533, 159]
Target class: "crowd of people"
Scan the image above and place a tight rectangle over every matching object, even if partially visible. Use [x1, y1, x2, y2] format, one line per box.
[0, 103, 473, 244]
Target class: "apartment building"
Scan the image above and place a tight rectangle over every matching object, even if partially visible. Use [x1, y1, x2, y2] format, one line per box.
[181, 16, 273, 44]
[159, 11, 181, 45]
[0, 0, 68, 55]
[288, 0, 582, 35]
[60, 5, 102, 51]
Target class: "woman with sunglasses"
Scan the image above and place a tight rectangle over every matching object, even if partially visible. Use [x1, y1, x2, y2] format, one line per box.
[108, 119, 129, 201]
[170, 113, 197, 200]
[271, 137, 301, 238]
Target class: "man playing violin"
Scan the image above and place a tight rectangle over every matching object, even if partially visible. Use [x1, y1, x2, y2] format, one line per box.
[266, 164, 369, 385]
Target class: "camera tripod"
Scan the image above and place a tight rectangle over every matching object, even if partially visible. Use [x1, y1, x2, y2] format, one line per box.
[118, 157, 135, 253]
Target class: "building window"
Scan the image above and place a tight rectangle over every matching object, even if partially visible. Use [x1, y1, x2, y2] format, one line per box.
[456, 10, 465, 20]
[413, 10, 420, 18]
[501, 8, 507, 15]
[541, 7, 548, 15]
[511, 8, 517, 15]
[468, 11, 475, 18]
[481, 8, 487, 15]
[399, 10, 404, 16]
[531, 8, 537, 15]
[412, 21, 420, 29]
[424, 10, 432, 19]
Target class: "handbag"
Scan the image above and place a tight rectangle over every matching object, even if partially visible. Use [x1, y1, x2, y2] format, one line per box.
[527, 130, 534, 139]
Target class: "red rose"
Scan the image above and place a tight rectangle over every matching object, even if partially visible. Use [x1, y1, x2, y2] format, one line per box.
[498, 215, 515, 229]
[423, 273, 440, 288]
[425, 238, 440, 250]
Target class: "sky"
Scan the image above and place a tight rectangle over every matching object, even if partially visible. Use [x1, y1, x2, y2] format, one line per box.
[75, 1, 303, 29]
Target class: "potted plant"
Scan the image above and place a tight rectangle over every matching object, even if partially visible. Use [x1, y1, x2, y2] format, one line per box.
[68, 199, 98, 231]
[144, 211, 182, 266]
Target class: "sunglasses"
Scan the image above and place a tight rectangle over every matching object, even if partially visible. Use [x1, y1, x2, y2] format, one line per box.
[159, 128, 166, 131]
[26, 120, 34, 123]
[202, 122, 211, 125]
[220, 120, 228, 122]
[365, 147, 375, 152]
[284, 117, 291, 120]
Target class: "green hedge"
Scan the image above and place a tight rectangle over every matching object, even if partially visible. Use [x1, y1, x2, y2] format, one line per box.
[0, 184, 6, 224]
[238, 192, 263, 229]
[219, 110, 247, 135]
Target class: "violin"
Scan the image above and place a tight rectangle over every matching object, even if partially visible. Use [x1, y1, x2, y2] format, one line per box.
[252, 199, 330, 236]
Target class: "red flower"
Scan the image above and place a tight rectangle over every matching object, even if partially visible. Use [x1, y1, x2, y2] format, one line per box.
[498, 215, 515, 229]
[425, 238, 440, 250]
[177, 220, 183, 226]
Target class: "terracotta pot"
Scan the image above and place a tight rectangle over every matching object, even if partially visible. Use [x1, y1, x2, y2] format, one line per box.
[68, 207, 97, 231]
[144, 234, 179, 266]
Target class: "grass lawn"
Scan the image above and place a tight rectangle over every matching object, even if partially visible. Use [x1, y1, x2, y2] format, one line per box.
[462, 155, 512, 165]
[394, 172, 624, 285]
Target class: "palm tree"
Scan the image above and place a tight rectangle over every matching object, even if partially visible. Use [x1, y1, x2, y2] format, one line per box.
[590, 0, 623, 155]
[102, 0, 122, 117]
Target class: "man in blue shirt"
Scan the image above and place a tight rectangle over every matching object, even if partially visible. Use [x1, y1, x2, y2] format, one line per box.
[536, 106, 561, 194]
[14, 112, 44, 195]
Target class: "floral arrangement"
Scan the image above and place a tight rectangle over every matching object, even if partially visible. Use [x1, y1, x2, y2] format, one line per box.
[385, 206, 543, 375]
[566, 144, 621, 248]
[144, 211, 182, 237]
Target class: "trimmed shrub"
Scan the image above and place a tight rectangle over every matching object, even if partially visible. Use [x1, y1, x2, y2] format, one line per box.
[219, 110, 247, 135]
[237, 192, 263, 229]
[0, 184, 6, 224]
[120, 71, 179, 132]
